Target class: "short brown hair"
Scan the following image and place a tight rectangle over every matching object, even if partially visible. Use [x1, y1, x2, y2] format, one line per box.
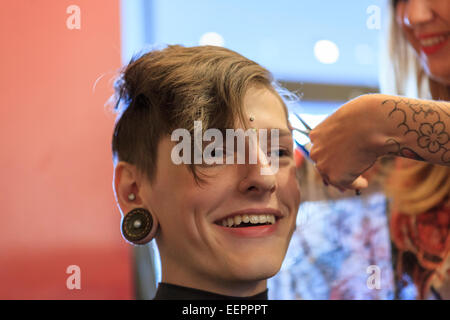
[111, 45, 289, 184]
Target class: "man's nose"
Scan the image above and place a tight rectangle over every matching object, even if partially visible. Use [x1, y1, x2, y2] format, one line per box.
[237, 146, 277, 196]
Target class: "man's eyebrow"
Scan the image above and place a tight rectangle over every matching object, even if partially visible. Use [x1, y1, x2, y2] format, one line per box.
[243, 127, 292, 137]
[271, 128, 292, 137]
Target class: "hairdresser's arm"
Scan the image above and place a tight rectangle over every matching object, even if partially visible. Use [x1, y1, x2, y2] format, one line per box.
[309, 94, 450, 190]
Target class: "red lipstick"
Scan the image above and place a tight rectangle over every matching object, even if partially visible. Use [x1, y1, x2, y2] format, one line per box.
[417, 32, 449, 55]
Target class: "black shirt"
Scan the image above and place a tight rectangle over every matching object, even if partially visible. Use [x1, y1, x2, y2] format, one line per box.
[153, 282, 269, 300]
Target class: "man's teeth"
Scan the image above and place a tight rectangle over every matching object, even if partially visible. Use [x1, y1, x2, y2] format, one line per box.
[220, 214, 276, 227]
[420, 35, 447, 47]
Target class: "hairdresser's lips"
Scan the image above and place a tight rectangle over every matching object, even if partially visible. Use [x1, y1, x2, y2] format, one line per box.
[212, 208, 282, 238]
[417, 32, 450, 55]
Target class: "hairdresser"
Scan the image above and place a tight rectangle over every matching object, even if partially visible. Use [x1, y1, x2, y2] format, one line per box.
[309, 0, 450, 299]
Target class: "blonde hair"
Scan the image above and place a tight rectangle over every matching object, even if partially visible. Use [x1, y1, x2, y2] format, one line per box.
[384, 2, 450, 215]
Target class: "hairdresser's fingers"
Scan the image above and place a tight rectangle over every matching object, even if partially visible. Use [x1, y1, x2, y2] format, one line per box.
[349, 176, 369, 190]
[324, 175, 368, 194]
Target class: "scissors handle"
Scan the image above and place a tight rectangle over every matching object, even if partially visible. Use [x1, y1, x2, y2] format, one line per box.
[294, 139, 311, 158]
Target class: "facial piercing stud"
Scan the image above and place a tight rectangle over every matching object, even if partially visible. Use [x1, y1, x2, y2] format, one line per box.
[128, 193, 136, 201]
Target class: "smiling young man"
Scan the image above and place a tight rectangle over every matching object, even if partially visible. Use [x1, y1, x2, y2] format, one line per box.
[111, 45, 301, 299]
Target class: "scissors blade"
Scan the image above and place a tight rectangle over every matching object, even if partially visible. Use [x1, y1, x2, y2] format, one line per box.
[293, 128, 311, 137]
[293, 112, 313, 132]
[290, 112, 313, 159]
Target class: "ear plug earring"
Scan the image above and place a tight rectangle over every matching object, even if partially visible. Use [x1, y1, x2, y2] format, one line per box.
[121, 193, 158, 244]
[121, 208, 158, 245]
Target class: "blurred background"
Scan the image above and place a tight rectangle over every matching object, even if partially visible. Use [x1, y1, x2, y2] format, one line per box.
[0, 0, 395, 299]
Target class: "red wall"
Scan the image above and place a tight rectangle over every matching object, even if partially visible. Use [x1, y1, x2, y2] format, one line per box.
[0, 0, 133, 299]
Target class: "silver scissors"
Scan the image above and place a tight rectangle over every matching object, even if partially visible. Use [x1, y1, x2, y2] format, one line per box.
[291, 112, 361, 196]
[291, 112, 313, 158]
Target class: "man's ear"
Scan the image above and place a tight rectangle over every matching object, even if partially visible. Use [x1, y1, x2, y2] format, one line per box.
[113, 162, 159, 245]
[113, 161, 143, 216]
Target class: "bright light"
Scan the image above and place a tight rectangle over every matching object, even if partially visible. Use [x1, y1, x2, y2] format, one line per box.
[314, 40, 339, 64]
[199, 32, 225, 47]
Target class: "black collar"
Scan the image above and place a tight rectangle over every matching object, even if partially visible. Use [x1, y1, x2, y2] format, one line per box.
[153, 282, 269, 300]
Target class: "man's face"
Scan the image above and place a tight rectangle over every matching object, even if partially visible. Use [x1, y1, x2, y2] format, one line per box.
[142, 86, 301, 296]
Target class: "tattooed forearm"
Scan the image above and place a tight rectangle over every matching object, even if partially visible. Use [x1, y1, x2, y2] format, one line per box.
[381, 98, 450, 165]
[385, 138, 425, 161]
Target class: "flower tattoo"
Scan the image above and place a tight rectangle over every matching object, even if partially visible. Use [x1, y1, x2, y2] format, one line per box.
[418, 122, 449, 153]
[382, 98, 450, 164]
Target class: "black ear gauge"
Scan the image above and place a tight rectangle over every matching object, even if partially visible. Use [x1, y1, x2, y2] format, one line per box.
[121, 208, 158, 245]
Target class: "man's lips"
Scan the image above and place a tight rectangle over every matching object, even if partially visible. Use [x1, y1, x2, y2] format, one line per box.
[213, 207, 283, 226]
[212, 207, 283, 237]
[213, 218, 280, 238]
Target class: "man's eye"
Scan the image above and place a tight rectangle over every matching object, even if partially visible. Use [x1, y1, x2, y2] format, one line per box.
[270, 148, 291, 158]
[210, 148, 221, 157]
[204, 148, 234, 159]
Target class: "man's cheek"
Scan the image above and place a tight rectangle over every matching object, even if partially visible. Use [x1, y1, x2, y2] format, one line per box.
[279, 171, 301, 203]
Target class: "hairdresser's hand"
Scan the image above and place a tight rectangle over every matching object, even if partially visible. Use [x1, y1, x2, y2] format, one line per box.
[309, 94, 387, 191]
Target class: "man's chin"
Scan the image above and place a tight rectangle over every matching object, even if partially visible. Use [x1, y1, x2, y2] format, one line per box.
[225, 257, 283, 283]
